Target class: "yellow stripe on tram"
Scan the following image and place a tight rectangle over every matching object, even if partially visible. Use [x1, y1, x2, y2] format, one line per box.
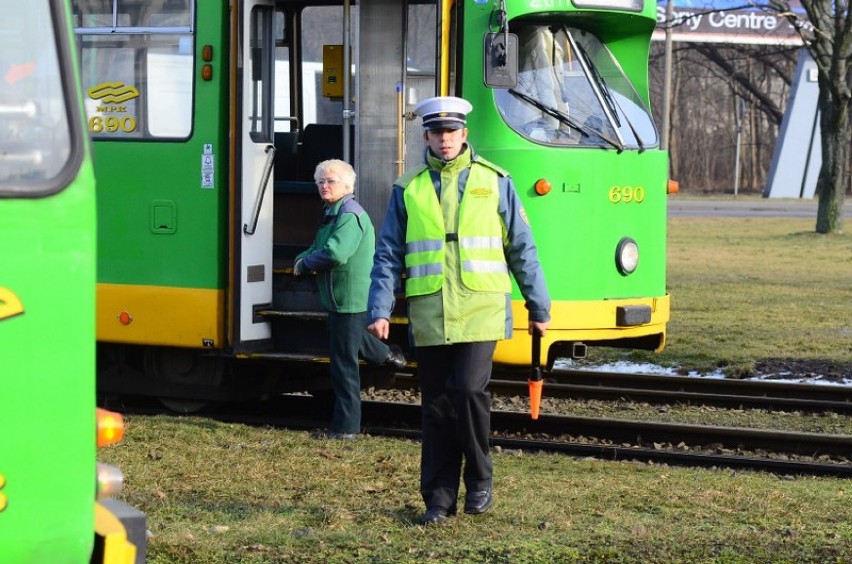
[97, 283, 225, 348]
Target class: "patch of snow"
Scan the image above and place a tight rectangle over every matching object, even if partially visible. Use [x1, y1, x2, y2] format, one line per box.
[553, 359, 851, 386]
[750, 374, 852, 386]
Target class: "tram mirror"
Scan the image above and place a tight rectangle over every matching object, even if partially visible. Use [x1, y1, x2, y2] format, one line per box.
[483, 32, 518, 88]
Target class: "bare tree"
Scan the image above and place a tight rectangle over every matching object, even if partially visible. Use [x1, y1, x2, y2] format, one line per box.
[650, 43, 795, 194]
[770, 0, 851, 233]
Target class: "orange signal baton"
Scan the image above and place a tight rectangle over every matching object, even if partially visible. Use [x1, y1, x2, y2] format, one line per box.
[529, 330, 543, 420]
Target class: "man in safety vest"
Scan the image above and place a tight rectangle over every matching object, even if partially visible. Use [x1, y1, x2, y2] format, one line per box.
[367, 96, 551, 526]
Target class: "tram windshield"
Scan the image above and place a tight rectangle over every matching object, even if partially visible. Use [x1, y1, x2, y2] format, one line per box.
[494, 23, 658, 150]
[0, 0, 72, 190]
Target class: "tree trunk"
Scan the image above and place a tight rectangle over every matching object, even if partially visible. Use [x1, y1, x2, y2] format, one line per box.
[815, 88, 849, 234]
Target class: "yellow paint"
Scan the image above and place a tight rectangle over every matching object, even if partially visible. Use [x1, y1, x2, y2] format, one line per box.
[97, 283, 224, 348]
[87, 81, 140, 104]
[94, 502, 137, 564]
[0, 287, 24, 321]
[495, 294, 670, 365]
[608, 185, 646, 203]
[439, 0, 455, 95]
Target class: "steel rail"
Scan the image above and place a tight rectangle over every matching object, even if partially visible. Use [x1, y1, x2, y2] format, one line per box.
[362, 400, 852, 459]
[114, 394, 852, 477]
[368, 427, 852, 478]
[386, 372, 852, 413]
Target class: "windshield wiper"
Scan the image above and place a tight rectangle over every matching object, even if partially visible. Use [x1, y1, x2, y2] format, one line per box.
[573, 41, 647, 152]
[508, 88, 622, 150]
[577, 45, 621, 129]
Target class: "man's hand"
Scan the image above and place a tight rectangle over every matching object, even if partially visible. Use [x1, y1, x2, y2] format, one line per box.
[367, 318, 390, 340]
[529, 320, 549, 337]
[293, 259, 303, 276]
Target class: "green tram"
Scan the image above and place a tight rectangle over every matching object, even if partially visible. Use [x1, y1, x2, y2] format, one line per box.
[72, 0, 672, 407]
[0, 1, 140, 562]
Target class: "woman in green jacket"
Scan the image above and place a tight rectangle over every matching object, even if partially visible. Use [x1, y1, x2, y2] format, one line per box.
[295, 159, 405, 439]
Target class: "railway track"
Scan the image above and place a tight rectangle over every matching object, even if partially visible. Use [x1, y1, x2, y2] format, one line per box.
[386, 369, 852, 414]
[543, 368, 852, 403]
[105, 367, 852, 477]
[193, 394, 852, 478]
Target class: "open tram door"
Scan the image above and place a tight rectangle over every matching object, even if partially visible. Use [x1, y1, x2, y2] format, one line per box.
[233, 0, 276, 351]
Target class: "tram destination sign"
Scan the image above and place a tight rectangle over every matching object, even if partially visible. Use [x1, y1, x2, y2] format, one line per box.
[653, 0, 807, 44]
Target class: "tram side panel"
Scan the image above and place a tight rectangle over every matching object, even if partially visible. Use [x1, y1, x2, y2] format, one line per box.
[85, 3, 230, 353]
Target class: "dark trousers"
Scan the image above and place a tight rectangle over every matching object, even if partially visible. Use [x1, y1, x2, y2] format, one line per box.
[416, 341, 496, 510]
[327, 311, 389, 434]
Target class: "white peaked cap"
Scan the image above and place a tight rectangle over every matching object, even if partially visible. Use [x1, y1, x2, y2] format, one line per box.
[413, 96, 473, 131]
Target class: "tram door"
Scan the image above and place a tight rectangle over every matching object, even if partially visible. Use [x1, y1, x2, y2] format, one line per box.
[236, 0, 276, 347]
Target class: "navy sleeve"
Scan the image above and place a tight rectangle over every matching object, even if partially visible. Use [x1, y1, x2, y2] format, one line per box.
[368, 186, 407, 322]
[499, 176, 551, 322]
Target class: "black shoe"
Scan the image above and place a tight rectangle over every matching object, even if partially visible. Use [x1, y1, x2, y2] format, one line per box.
[420, 506, 451, 525]
[311, 430, 357, 440]
[384, 344, 407, 370]
[464, 488, 493, 515]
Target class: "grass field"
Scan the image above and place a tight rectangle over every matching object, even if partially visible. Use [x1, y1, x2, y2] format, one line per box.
[102, 209, 852, 563]
[617, 208, 852, 375]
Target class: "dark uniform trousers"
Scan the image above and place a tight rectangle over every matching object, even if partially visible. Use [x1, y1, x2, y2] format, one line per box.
[416, 341, 496, 510]
[328, 311, 390, 434]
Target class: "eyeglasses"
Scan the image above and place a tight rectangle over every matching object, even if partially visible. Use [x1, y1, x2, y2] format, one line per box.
[316, 178, 341, 187]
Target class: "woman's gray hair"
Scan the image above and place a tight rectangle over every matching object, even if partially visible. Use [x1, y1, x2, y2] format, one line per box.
[314, 159, 356, 194]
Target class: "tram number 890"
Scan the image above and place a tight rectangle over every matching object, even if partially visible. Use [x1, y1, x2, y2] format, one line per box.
[88, 115, 137, 134]
[608, 185, 645, 204]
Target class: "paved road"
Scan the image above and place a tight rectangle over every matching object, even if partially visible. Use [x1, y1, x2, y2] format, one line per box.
[668, 196, 852, 218]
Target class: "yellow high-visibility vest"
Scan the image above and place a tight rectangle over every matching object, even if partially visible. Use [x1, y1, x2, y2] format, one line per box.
[403, 164, 511, 297]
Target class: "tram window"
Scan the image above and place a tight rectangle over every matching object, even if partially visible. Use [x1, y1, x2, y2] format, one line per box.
[406, 3, 436, 76]
[404, 2, 436, 105]
[275, 10, 288, 47]
[73, 0, 194, 140]
[73, 0, 192, 28]
[73, 0, 113, 27]
[493, 23, 658, 149]
[0, 2, 73, 193]
[404, 2, 437, 160]
[300, 6, 357, 126]
[272, 8, 289, 130]
[273, 34, 292, 133]
[249, 6, 274, 143]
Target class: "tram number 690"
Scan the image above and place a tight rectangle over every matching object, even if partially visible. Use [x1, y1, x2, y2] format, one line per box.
[609, 185, 645, 204]
[88, 115, 137, 134]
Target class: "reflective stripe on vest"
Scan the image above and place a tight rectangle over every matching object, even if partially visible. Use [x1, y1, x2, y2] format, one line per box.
[403, 164, 511, 297]
[403, 171, 445, 295]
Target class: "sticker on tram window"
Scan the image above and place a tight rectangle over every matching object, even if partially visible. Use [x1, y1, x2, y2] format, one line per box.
[0, 287, 24, 321]
[86, 81, 140, 134]
[608, 186, 646, 204]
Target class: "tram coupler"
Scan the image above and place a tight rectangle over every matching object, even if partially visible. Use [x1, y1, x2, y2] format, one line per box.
[572, 342, 587, 359]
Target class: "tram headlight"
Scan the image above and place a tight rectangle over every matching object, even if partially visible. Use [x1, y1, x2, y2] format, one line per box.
[616, 237, 639, 275]
[96, 463, 124, 500]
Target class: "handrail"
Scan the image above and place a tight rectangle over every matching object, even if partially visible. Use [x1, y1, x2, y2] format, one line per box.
[243, 144, 276, 235]
[273, 116, 300, 131]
